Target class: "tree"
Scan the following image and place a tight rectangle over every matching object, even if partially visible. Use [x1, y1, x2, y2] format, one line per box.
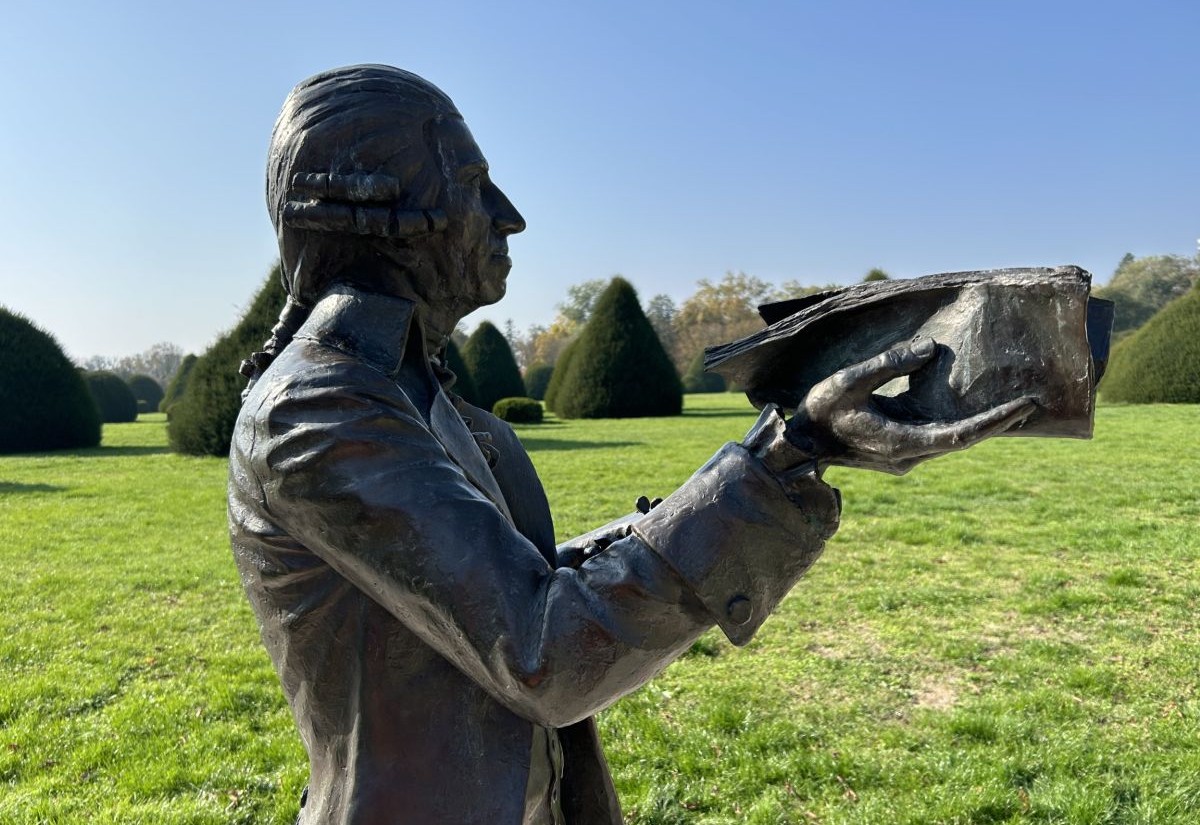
[551, 277, 682, 418]
[863, 268, 890, 282]
[669, 272, 775, 374]
[80, 342, 184, 385]
[168, 266, 287, 456]
[1094, 254, 1200, 336]
[126, 374, 164, 414]
[461, 321, 526, 413]
[82, 370, 139, 423]
[556, 278, 609, 326]
[1101, 283, 1200, 403]
[644, 293, 677, 360]
[0, 307, 100, 453]
[160, 354, 197, 414]
[442, 338, 479, 406]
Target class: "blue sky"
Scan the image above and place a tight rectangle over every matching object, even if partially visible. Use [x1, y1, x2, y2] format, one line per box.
[1, 0, 1196, 360]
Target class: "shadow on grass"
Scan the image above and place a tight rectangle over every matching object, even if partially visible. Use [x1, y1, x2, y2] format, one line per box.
[517, 438, 640, 452]
[70, 446, 173, 457]
[682, 409, 758, 419]
[0, 481, 67, 494]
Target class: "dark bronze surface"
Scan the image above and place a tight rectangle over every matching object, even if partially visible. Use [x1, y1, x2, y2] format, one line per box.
[229, 64, 1067, 823]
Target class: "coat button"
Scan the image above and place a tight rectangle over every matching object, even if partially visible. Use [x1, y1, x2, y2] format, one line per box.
[726, 595, 752, 625]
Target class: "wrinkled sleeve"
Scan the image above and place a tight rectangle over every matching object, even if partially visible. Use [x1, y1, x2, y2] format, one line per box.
[254, 364, 838, 727]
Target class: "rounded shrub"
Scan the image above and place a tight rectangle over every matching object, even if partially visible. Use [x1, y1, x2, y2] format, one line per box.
[493, 397, 544, 424]
[83, 370, 139, 423]
[462, 321, 525, 413]
[126, 373, 164, 414]
[523, 362, 553, 400]
[168, 267, 287, 456]
[443, 338, 479, 406]
[1101, 286, 1200, 403]
[0, 306, 100, 453]
[551, 277, 682, 419]
[160, 354, 197, 414]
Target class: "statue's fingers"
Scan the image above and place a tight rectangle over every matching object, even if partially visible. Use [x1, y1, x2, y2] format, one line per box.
[900, 396, 1038, 456]
[827, 339, 938, 400]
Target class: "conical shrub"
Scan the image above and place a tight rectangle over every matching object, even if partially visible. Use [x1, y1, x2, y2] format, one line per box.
[83, 370, 139, 423]
[1102, 286, 1200, 403]
[168, 267, 286, 456]
[524, 362, 553, 400]
[461, 321, 525, 414]
[551, 278, 682, 418]
[0, 307, 100, 453]
[160, 354, 197, 414]
[543, 339, 578, 414]
[443, 338, 479, 406]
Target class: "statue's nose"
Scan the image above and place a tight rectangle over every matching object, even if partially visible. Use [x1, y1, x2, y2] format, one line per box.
[489, 185, 526, 235]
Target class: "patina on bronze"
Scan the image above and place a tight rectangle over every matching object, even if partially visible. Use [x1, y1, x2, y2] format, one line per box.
[228, 65, 1042, 824]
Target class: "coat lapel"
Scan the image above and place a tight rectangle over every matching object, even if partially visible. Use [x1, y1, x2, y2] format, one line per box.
[429, 391, 514, 525]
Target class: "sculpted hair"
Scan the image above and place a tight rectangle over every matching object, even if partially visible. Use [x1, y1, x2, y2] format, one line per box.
[243, 66, 459, 385]
[267, 64, 460, 306]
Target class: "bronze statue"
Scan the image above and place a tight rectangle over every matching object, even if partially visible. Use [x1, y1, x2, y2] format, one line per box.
[228, 65, 1046, 824]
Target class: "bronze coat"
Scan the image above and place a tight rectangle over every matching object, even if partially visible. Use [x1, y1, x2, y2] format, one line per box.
[228, 285, 840, 824]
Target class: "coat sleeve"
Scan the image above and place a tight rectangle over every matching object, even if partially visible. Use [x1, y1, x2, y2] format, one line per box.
[251, 361, 839, 728]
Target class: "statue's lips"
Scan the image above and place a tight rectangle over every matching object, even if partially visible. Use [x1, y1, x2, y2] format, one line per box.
[490, 250, 512, 267]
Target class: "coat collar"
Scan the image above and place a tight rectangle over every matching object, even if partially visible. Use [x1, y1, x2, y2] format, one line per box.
[296, 284, 514, 524]
[296, 284, 416, 378]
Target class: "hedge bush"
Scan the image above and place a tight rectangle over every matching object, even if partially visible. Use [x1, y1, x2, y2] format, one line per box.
[160, 354, 197, 414]
[682, 352, 726, 393]
[1101, 285, 1200, 403]
[492, 397, 544, 424]
[523, 363, 553, 401]
[0, 307, 100, 453]
[542, 339, 577, 413]
[83, 370, 139, 423]
[551, 277, 682, 419]
[126, 374, 164, 414]
[168, 267, 286, 456]
[443, 338, 479, 406]
[462, 321, 525, 413]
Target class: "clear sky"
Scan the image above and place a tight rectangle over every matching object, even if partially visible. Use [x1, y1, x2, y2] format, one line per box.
[1, 0, 1196, 361]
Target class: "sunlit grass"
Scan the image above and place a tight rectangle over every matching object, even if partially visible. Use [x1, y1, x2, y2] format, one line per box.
[1, 401, 1197, 823]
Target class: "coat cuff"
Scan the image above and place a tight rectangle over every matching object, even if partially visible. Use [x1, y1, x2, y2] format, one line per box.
[631, 443, 840, 646]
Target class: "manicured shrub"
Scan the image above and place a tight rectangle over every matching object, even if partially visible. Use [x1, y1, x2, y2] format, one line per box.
[551, 277, 682, 419]
[1101, 286, 1200, 403]
[83, 370, 139, 423]
[443, 338, 479, 406]
[682, 352, 727, 394]
[461, 321, 525, 413]
[0, 307, 100, 453]
[126, 374, 164, 414]
[168, 267, 287, 456]
[493, 397, 544, 424]
[160, 354, 197, 414]
[523, 363, 553, 401]
[542, 338, 578, 413]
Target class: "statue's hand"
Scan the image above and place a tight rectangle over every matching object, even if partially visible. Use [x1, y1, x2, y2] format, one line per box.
[790, 339, 1037, 475]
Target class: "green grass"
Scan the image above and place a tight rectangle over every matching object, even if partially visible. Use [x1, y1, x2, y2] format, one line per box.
[1, 401, 1198, 823]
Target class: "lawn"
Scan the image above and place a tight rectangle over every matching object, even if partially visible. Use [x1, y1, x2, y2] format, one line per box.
[0, 399, 1197, 824]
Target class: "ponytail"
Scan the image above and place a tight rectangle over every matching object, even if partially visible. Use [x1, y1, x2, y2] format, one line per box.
[239, 296, 311, 386]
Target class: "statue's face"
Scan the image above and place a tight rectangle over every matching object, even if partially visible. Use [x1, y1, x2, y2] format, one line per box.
[424, 116, 525, 310]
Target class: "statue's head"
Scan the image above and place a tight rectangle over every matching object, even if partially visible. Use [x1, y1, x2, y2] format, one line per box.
[267, 65, 524, 316]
